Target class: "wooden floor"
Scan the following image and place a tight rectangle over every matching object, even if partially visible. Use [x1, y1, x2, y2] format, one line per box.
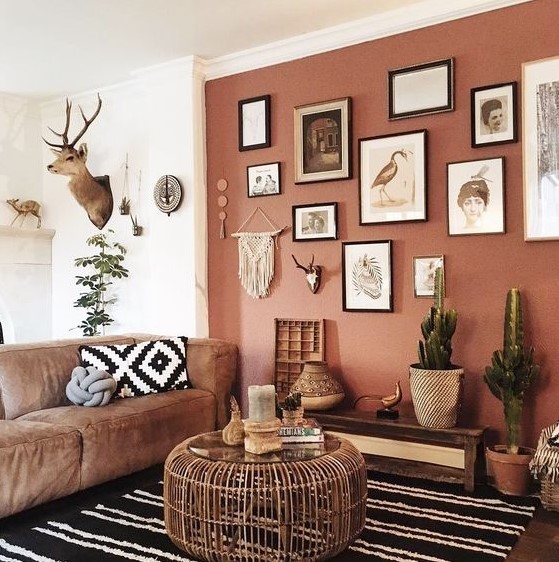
[509, 507, 559, 561]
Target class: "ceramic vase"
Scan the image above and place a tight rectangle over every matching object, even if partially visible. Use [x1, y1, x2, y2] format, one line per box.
[291, 361, 344, 411]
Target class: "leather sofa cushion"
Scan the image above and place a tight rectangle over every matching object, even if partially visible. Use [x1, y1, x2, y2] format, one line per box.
[0, 335, 136, 420]
[0, 420, 81, 519]
[18, 388, 216, 489]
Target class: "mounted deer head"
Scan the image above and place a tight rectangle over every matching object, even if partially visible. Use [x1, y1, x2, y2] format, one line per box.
[43, 94, 113, 230]
[291, 254, 322, 294]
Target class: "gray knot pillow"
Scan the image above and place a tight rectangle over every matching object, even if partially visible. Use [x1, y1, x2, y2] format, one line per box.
[66, 366, 116, 407]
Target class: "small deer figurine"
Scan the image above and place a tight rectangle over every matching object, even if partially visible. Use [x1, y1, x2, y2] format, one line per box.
[291, 254, 322, 294]
[6, 198, 42, 228]
[43, 94, 113, 230]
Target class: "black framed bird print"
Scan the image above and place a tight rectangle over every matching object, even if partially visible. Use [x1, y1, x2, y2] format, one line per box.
[359, 129, 427, 225]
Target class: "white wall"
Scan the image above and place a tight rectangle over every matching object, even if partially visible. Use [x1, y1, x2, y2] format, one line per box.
[41, 57, 208, 340]
[0, 94, 43, 224]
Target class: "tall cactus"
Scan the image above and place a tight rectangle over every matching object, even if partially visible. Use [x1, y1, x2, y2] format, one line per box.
[484, 288, 540, 454]
[417, 267, 458, 370]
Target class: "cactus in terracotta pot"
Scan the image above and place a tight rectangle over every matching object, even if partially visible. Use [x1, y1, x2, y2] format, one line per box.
[484, 288, 540, 455]
[417, 266, 458, 369]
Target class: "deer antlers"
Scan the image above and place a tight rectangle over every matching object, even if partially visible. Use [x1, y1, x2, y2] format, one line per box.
[291, 254, 322, 294]
[43, 93, 103, 150]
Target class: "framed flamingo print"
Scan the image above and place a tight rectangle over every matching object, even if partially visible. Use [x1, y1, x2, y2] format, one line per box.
[359, 129, 427, 225]
[342, 240, 393, 312]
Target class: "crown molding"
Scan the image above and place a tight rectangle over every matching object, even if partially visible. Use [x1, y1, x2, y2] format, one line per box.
[204, 0, 532, 80]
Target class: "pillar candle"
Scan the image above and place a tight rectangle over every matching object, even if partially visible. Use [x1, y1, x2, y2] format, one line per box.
[247, 384, 276, 422]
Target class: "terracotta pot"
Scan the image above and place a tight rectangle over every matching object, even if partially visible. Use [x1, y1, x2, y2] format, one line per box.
[409, 364, 464, 428]
[291, 361, 344, 411]
[486, 445, 535, 496]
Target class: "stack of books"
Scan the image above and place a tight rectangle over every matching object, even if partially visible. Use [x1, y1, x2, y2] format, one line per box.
[278, 418, 324, 443]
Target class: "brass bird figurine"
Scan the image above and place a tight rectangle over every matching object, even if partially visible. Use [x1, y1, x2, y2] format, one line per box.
[353, 381, 402, 409]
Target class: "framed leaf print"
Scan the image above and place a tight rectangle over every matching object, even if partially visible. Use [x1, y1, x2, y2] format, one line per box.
[342, 240, 393, 312]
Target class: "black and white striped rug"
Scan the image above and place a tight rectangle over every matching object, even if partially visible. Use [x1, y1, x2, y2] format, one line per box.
[0, 469, 538, 562]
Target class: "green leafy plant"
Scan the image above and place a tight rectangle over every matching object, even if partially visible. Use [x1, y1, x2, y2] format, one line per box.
[417, 267, 458, 369]
[282, 392, 302, 411]
[73, 229, 129, 336]
[483, 288, 540, 454]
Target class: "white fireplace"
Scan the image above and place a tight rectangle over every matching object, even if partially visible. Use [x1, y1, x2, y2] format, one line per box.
[0, 226, 54, 344]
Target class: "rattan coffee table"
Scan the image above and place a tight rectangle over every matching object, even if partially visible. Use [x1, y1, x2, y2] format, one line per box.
[164, 431, 367, 562]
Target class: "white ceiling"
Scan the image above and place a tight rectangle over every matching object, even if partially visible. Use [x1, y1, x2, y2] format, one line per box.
[0, 0, 527, 99]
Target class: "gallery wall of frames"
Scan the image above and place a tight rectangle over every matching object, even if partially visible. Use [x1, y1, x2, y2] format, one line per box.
[205, 0, 559, 448]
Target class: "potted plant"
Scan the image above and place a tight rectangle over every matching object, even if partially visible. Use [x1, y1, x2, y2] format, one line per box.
[484, 287, 540, 495]
[73, 229, 129, 336]
[409, 266, 464, 428]
[281, 391, 304, 426]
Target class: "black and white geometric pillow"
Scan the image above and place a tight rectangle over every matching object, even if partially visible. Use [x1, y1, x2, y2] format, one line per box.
[79, 337, 191, 399]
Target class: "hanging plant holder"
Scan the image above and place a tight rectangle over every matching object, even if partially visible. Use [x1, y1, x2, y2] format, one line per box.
[119, 154, 131, 215]
[119, 196, 131, 215]
[131, 215, 142, 236]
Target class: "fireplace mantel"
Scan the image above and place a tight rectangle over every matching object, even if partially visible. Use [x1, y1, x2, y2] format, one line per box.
[0, 225, 55, 343]
[0, 225, 55, 240]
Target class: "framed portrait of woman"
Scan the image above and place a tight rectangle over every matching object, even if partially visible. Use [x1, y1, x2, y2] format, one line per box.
[471, 82, 517, 148]
[447, 157, 505, 236]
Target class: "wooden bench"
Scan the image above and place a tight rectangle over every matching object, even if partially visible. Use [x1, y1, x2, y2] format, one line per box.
[310, 409, 487, 492]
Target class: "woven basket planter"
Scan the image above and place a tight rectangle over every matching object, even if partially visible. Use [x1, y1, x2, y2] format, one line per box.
[409, 365, 464, 428]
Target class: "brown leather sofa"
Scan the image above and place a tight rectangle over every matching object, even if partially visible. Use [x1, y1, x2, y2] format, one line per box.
[0, 334, 238, 519]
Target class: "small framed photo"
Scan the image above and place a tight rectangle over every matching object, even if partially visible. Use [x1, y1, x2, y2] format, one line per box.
[413, 255, 444, 298]
[388, 58, 454, 120]
[359, 129, 427, 224]
[447, 157, 505, 236]
[247, 162, 281, 197]
[471, 82, 517, 148]
[342, 240, 393, 312]
[238, 95, 271, 151]
[294, 97, 351, 184]
[292, 202, 338, 241]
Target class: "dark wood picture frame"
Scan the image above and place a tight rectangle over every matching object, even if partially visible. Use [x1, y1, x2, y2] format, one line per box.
[471, 82, 518, 148]
[388, 58, 454, 120]
[292, 202, 338, 242]
[342, 240, 393, 312]
[247, 162, 281, 198]
[359, 129, 427, 225]
[238, 95, 271, 151]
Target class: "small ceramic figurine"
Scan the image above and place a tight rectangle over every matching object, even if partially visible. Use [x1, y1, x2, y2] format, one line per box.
[222, 396, 245, 446]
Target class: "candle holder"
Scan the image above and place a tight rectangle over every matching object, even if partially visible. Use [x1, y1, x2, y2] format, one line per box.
[243, 418, 282, 455]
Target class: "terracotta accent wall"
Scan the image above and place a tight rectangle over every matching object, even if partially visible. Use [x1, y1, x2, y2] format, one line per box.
[206, 0, 559, 448]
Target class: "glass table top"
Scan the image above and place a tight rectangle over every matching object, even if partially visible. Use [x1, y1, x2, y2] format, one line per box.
[188, 430, 339, 464]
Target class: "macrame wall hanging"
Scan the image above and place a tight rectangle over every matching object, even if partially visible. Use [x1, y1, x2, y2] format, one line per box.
[232, 207, 284, 299]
